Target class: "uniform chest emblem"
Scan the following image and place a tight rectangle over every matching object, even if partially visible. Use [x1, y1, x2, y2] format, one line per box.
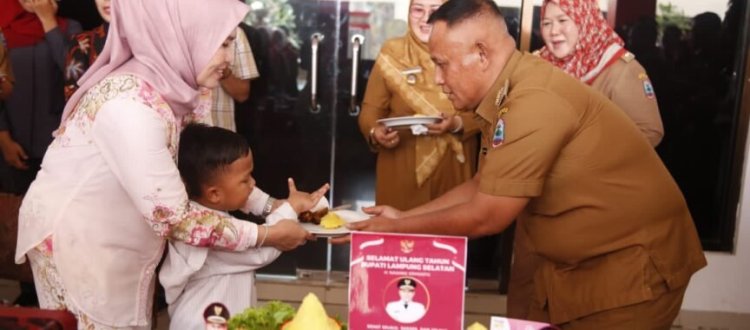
[492, 107, 509, 148]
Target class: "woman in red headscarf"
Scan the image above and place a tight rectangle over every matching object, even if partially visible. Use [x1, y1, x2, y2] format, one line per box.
[14, 0, 311, 327]
[0, 0, 80, 188]
[0, 0, 80, 171]
[537, 0, 663, 147]
[0, 0, 80, 307]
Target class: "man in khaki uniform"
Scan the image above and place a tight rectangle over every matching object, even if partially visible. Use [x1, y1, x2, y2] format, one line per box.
[344, 0, 706, 328]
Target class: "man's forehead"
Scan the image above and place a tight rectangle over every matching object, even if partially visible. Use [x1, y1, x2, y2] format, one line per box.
[429, 22, 469, 56]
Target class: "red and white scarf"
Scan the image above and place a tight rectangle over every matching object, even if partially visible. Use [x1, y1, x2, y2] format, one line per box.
[538, 0, 626, 84]
[0, 0, 69, 49]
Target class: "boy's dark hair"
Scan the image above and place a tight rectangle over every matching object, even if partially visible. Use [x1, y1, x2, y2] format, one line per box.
[178, 123, 250, 198]
[427, 0, 503, 27]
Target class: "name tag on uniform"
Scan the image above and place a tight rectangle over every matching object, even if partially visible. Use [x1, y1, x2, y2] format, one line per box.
[402, 67, 422, 85]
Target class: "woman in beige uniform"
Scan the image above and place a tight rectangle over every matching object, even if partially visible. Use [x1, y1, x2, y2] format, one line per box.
[538, 0, 663, 147]
[358, 0, 479, 210]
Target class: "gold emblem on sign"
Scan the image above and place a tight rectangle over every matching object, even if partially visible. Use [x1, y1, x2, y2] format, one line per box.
[400, 240, 415, 253]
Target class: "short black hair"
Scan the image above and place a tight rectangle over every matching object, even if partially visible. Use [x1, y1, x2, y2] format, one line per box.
[178, 123, 250, 198]
[427, 0, 503, 27]
[397, 277, 418, 289]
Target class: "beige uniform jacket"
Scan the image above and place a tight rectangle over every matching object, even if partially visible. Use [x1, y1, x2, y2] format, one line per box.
[358, 57, 479, 210]
[591, 53, 664, 146]
[476, 51, 706, 325]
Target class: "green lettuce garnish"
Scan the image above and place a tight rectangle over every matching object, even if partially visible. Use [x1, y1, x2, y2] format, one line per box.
[228, 301, 296, 330]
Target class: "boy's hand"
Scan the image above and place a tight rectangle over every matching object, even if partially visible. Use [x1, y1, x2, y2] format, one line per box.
[286, 178, 329, 213]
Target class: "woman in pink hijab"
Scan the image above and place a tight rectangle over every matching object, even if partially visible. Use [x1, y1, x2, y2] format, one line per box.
[14, 0, 310, 328]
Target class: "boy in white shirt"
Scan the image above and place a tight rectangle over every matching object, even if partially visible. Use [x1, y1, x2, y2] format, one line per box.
[160, 123, 328, 329]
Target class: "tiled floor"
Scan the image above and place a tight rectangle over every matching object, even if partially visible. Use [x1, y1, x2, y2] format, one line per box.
[2, 278, 749, 329]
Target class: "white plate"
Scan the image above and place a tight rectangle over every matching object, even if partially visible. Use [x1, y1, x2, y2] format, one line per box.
[301, 210, 370, 237]
[377, 116, 442, 128]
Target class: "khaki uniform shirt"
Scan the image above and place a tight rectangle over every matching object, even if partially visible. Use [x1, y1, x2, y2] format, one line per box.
[591, 53, 663, 146]
[476, 51, 706, 324]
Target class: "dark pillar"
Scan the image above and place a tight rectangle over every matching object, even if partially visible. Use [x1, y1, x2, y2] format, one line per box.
[607, 0, 658, 29]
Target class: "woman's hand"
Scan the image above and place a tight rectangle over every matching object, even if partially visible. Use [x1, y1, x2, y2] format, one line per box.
[426, 113, 462, 135]
[0, 133, 28, 170]
[263, 220, 313, 251]
[372, 125, 400, 149]
[286, 178, 329, 213]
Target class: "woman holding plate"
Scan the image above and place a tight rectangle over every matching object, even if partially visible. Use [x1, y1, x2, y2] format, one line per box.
[358, 0, 479, 210]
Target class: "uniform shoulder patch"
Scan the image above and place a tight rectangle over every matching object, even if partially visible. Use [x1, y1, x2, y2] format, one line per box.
[639, 73, 656, 99]
[620, 51, 635, 63]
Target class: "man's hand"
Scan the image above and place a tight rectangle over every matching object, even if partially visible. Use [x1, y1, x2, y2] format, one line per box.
[328, 207, 401, 244]
[346, 215, 399, 232]
[362, 205, 402, 219]
[263, 219, 313, 251]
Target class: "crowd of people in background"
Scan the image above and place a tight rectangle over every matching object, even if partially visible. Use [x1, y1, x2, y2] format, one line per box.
[612, 2, 742, 233]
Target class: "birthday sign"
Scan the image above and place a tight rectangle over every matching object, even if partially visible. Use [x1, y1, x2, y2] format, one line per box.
[349, 232, 467, 330]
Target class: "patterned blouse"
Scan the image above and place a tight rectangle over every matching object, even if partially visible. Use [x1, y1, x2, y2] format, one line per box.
[16, 74, 259, 326]
[64, 24, 108, 100]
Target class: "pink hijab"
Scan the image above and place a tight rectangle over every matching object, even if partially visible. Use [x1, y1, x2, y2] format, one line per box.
[62, 0, 249, 121]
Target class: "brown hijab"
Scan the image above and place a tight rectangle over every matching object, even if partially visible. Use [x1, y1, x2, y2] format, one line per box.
[375, 0, 463, 187]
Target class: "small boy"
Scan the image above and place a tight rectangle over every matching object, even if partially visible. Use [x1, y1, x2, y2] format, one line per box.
[160, 123, 328, 330]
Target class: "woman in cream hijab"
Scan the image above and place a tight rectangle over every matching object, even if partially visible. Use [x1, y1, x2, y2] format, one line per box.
[358, 0, 479, 210]
[15, 0, 310, 328]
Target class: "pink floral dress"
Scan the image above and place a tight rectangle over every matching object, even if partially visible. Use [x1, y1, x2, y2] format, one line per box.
[16, 74, 261, 328]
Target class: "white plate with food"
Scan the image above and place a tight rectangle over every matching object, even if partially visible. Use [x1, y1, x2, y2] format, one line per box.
[376, 116, 442, 129]
[300, 209, 370, 237]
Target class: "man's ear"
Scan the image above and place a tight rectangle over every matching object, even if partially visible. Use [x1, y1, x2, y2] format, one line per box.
[476, 41, 491, 71]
